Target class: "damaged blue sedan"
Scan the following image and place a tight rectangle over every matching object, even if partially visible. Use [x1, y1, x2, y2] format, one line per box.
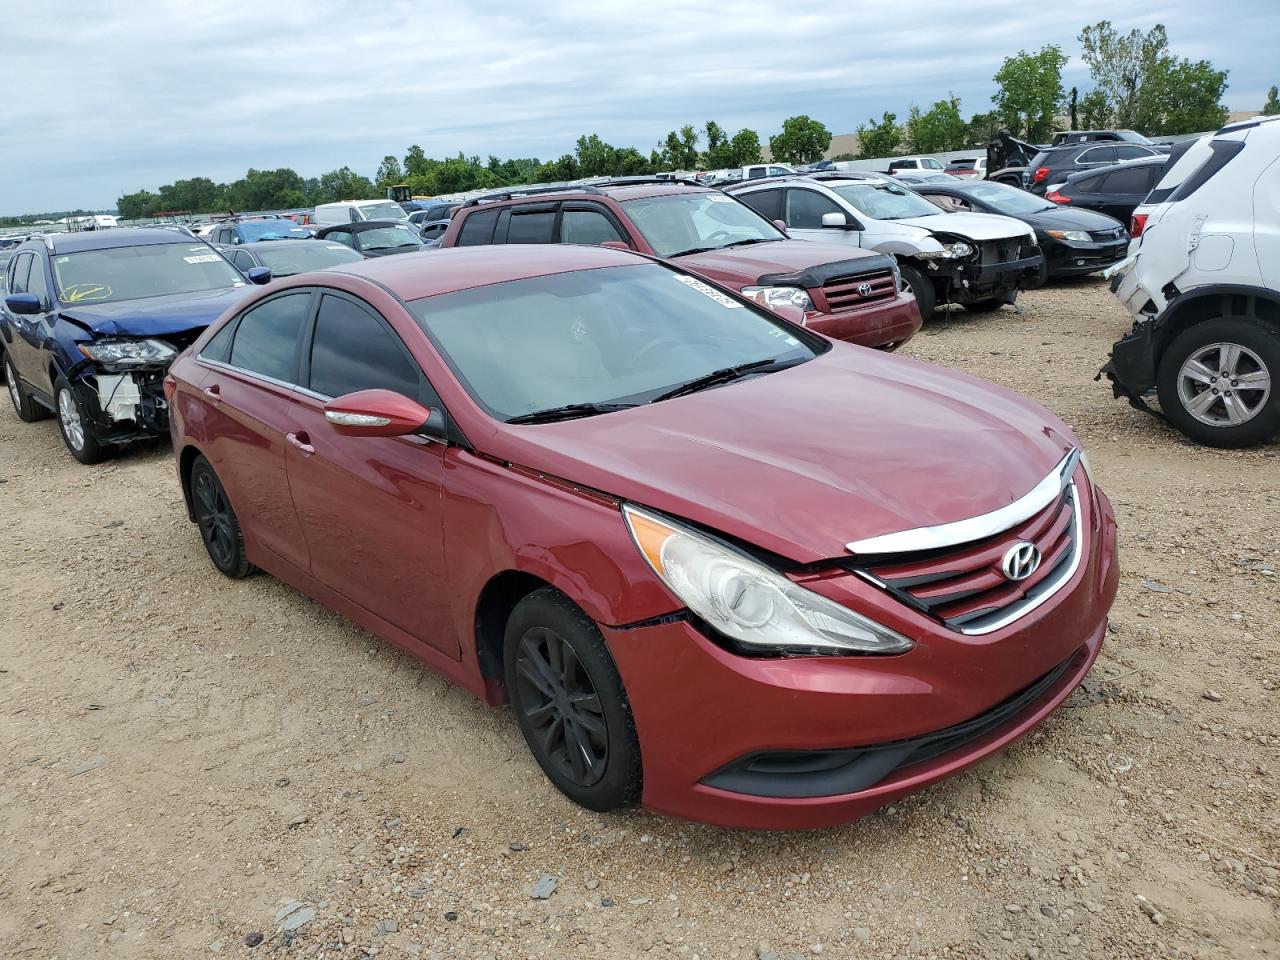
[1, 229, 267, 463]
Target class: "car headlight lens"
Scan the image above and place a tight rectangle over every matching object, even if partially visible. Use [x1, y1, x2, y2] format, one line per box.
[1047, 230, 1091, 242]
[943, 240, 973, 258]
[78, 338, 178, 368]
[623, 505, 915, 656]
[739, 285, 813, 312]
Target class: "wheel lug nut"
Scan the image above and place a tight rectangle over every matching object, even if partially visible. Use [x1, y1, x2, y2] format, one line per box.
[1211, 388, 1218, 394]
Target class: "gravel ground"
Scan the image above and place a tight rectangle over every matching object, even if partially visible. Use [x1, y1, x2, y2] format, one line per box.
[1, 277, 1277, 960]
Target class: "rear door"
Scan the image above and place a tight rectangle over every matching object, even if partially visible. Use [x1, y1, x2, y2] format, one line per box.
[285, 291, 458, 659]
[499, 203, 558, 244]
[195, 290, 314, 571]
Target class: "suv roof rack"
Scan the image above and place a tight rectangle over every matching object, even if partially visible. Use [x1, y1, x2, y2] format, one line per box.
[462, 183, 604, 207]
[596, 176, 706, 189]
[805, 171, 887, 181]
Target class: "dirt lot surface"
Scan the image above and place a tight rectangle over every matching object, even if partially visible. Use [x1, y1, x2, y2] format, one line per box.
[1, 277, 1277, 960]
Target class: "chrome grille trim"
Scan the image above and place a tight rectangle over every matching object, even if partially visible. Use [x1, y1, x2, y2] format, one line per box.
[845, 449, 1080, 555]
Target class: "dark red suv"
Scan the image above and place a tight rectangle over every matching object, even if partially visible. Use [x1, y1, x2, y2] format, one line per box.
[436, 179, 922, 351]
[167, 245, 1118, 829]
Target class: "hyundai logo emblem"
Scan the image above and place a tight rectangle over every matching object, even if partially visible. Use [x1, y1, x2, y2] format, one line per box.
[857, 281, 874, 297]
[1001, 541, 1041, 581]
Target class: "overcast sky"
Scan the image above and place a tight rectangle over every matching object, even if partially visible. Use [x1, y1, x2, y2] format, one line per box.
[5, 0, 1273, 214]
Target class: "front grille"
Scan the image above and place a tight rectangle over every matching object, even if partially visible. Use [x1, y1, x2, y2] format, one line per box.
[702, 647, 1084, 798]
[979, 238, 1026, 264]
[1090, 227, 1127, 241]
[821, 268, 897, 310]
[854, 483, 1082, 635]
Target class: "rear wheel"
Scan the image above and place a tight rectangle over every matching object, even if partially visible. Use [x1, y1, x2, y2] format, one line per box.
[1156, 316, 1279, 448]
[190, 455, 253, 578]
[4, 353, 48, 423]
[54, 376, 108, 464]
[504, 587, 641, 812]
[898, 264, 936, 323]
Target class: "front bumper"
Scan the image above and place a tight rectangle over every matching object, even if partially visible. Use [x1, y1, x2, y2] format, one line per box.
[803, 293, 922, 351]
[930, 249, 1047, 303]
[1043, 237, 1129, 277]
[68, 366, 171, 444]
[603, 488, 1118, 830]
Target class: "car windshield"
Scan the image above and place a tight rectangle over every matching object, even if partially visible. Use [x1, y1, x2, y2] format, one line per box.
[252, 242, 365, 276]
[953, 182, 1056, 214]
[359, 202, 408, 221]
[50, 242, 244, 304]
[831, 181, 942, 220]
[238, 220, 311, 242]
[620, 193, 784, 258]
[408, 262, 820, 421]
[358, 225, 423, 251]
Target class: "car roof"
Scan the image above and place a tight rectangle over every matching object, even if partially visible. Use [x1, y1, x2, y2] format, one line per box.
[46, 228, 202, 254]
[327, 244, 648, 300]
[1064, 155, 1168, 181]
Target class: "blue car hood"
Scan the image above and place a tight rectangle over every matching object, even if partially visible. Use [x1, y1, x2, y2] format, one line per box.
[59, 286, 251, 337]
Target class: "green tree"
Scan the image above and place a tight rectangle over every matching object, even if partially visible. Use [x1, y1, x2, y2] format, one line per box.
[403, 145, 431, 180]
[225, 168, 306, 211]
[727, 129, 763, 166]
[117, 190, 162, 219]
[314, 167, 375, 204]
[658, 125, 700, 169]
[1079, 88, 1113, 129]
[964, 111, 1001, 145]
[1265, 86, 1280, 116]
[703, 120, 734, 168]
[375, 155, 405, 189]
[992, 45, 1068, 141]
[1078, 21, 1227, 135]
[906, 96, 967, 152]
[537, 154, 580, 182]
[855, 112, 903, 159]
[769, 115, 831, 164]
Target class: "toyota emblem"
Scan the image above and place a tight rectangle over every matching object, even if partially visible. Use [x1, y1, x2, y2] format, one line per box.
[1001, 541, 1041, 581]
[857, 281, 874, 297]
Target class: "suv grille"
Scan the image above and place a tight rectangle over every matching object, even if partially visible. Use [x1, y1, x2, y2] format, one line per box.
[852, 483, 1082, 635]
[820, 269, 897, 311]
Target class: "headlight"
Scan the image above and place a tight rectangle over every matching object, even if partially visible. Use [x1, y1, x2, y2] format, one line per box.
[917, 241, 974, 260]
[78, 338, 178, 368]
[740, 285, 813, 312]
[1047, 230, 1091, 242]
[623, 505, 915, 656]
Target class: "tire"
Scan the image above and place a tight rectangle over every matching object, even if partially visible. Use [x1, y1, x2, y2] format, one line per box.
[504, 587, 642, 812]
[1156, 315, 1280, 448]
[4, 352, 49, 423]
[190, 455, 254, 578]
[899, 264, 936, 323]
[54, 375, 108, 464]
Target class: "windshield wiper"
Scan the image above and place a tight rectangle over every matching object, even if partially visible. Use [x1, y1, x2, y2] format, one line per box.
[723, 238, 780, 248]
[505, 401, 638, 424]
[652, 358, 790, 403]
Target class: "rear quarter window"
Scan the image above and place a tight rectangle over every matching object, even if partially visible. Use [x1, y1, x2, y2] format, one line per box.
[456, 209, 499, 246]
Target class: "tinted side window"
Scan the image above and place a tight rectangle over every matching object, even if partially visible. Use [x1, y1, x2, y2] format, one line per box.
[201, 322, 235, 363]
[1114, 145, 1152, 160]
[786, 189, 842, 228]
[560, 209, 625, 245]
[326, 230, 355, 248]
[505, 208, 556, 244]
[1072, 174, 1104, 192]
[737, 188, 782, 222]
[229, 292, 310, 383]
[231, 250, 255, 271]
[8, 253, 32, 295]
[308, 295, 420, 400]
[457, 209, 498, 246]
[1078, 146, 1116, 164]
[26, 257, 48, 302]
[1102, 167, 1153, 193]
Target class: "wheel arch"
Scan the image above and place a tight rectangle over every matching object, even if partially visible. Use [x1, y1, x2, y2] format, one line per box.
[1155, 286, 1280, 361]
[472, 569, 558, 699]
[177, 443, 205, 521]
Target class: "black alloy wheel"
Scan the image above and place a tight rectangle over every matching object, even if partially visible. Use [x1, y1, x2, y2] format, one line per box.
[190, 455, 252, 578]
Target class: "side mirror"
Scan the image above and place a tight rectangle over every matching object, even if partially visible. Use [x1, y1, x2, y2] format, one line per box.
[600, 240, 633, 251]
[4, 293, 42, 315]
[771, 219, 789, 235]
[821, 212, 851, 229]
[246, 267, 273, 285]
[324, 389, 433, 438]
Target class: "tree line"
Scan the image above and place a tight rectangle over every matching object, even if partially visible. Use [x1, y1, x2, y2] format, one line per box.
[103, 19, 1244, 221]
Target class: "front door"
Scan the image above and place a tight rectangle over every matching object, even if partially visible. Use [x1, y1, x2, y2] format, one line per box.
[285, 292, 458, 659]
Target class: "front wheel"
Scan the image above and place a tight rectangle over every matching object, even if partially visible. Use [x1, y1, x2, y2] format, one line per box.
[898, 264, 936, 323]
[504, 587, 641, 812]
[55, 376, 108, 464]
[1155, 316, 1279, 448]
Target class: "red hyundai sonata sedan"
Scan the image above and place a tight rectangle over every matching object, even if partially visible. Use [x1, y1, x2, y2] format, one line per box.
[167, 245, 1118, 829]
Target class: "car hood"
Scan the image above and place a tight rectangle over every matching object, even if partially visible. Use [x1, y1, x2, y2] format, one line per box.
[1020, 206, 1126, 233]
[896, 211, 1034, 242]
[672, 240, 886, 286]
[484, 347, 1078, 563]
[59, 286, 251, 337]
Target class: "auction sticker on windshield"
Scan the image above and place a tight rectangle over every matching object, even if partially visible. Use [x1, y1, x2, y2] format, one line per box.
[672, 274, 740, 308]
[184, 254, 221, 264]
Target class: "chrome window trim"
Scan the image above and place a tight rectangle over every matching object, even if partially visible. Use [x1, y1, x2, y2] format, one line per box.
[845, 449, 1080, 555]
[957, 482, 1083, 635]
[194, 356, 298, 392]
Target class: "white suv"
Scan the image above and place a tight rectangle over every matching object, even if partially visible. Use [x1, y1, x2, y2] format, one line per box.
[1104, 116, 1280, 447]
[727, 173, 1043, 321]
